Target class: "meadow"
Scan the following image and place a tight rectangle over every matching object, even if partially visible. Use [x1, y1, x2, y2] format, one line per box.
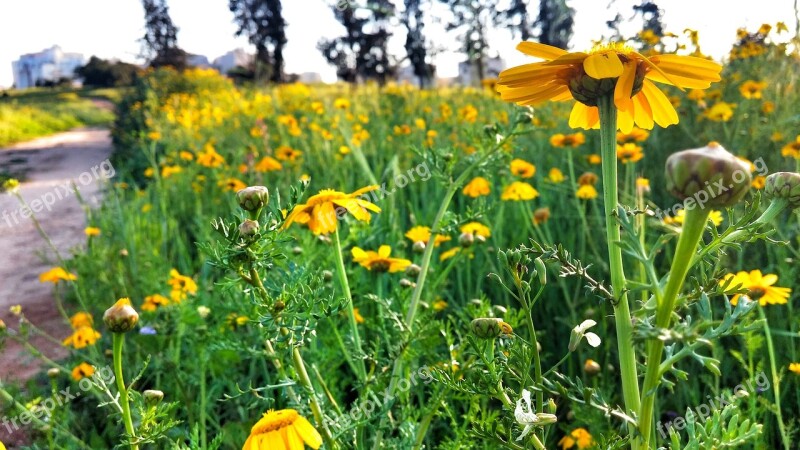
[2, 24, 800, 449]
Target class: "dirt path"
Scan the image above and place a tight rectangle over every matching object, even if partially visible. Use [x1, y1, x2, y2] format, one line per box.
[0, 128, 113, 385]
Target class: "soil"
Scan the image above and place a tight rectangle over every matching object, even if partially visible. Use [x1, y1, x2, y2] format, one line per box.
[0, 128, 113, 446]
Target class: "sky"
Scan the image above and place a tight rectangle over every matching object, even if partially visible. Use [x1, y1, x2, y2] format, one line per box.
[0, 0, 797, 88]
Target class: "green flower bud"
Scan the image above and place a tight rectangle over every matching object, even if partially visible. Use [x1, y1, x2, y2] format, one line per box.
[459, 232, 474, 248]
[322, 270, 334, 282]
[399, 278, 416, 289]
[238, 219, 259, 237]
[412, 241, 426, 253]
[471, 318, 513, 339]
[236, 186, 269, 211]
[405, 264, 421, 277]
[104, 298, 139, 333]
[535, 413, 558, 426]
[665, 142, 751, 208]
[47, 368, 61, 378]
[764, 172, 800, 209]
[534, 258, 547, 285]
[144, 389, 164, 408]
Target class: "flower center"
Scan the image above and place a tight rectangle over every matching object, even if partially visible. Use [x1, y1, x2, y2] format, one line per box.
[748, 287, 767, 299]
[252, 410, 298, 434]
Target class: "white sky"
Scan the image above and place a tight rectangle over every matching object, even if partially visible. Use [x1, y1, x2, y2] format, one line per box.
[0, 0, 797, 88]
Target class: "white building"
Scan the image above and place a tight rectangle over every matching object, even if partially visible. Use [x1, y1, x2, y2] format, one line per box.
[12, 46, 84, 89]
[297, 72, 322, 84]
[213, 48, 253, 75]
[457, 56, 505, 86]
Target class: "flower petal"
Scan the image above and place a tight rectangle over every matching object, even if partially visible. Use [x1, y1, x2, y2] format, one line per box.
[641, 80, 678, 127]
[583, 52, 624, 79]
[568, 102, 600, 130]
[516, 41, 568, 60]
[585, 332, 602, 347]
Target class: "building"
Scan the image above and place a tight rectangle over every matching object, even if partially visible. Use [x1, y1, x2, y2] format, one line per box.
[12, 46, 84, 89]
[297, 72, 322, 84]
[213, 48, 253, 75]
[457, 56, 505, 86]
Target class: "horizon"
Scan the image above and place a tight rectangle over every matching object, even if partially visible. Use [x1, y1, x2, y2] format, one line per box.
[1, 0, 797, 89]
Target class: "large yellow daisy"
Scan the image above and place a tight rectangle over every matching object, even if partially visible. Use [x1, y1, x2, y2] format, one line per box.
[351, 245, 411, 273]
[720, 270, 792, 306]
[496, 41, 722, 133]
[243, 409, 322, 450]
[283, 186, 381, 235]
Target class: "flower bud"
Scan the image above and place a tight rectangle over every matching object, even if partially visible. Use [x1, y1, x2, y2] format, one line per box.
[459, 232, 474, 248]
[399, 278, 416, 289]
[236, 186, 270, 211]
[584, 359, 601, 376]
[412, 241, 426, 253]
[47, 368, 61, 378]
[665, 142, 751, 208]
[144, 389, 164, 408]
[534, 258, 547, 285]
[322, 270, 334, 282]
[764, 172, 800, 209]
[103, 298, 139, 333]
[292, 246, 303, 255]
[533, 207, 550, 225]
[535, 413, 558, 426]
[238, 219, 259, 237]
[471, 318, 513, 339]
[405, 264, 421, 277]
[577, 172, 599, 186]
[197, 306, 211, 318]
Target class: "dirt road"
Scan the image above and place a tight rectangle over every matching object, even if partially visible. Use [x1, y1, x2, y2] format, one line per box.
[0, 128, 113, 383]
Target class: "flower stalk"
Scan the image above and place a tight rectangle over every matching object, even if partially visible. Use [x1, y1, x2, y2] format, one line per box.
[597, 95, 642, 438]
[333, 227, 368, 382]
[112, 333, 139, 450]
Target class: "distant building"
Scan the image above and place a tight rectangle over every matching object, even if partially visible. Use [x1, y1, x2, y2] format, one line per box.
[186, 54, 211, 68]
[457, 56, 505, 86]
[12, 46, 84, 89]
[297, 72, 322, 84]
[213, 48, 253, 75]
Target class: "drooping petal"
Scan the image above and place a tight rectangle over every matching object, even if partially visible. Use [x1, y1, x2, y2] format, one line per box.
[614, 62, 637, 112]
[583, 52, 624, 79]
[762, 274, 778, 286]
[333, 198, 372, 222]
[569, 102, 600, 130]
[631, 91, 655, 130]
[641, 80, 678, 128]
[352, 247, 368, 262]
[293, 417, 323, 449]
[350, 185, 380, 197]
[617, 107, 635, 134]
[378, 245, 391, 258]
[265, 431, 282, 449]
[283, 427, 304, 450]
[309, 201, 338, 235]
[516, 41, 568, 60]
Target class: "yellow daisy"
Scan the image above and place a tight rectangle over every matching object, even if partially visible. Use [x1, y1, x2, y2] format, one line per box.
[462, 176, 491, 197]
[501, 181, 539, 201]
[283, 186, 381, 235]
[243, 409, 322, 450]
[720, 270, 792, 306]
[510, 159, 536, 178]
[351, 245, 411, 273]
[405, 226, 451, 247]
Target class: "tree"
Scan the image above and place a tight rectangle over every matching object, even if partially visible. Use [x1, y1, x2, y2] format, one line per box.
[633, 1, 664, 37]
[75, 57, 139, 87]
[533, 0, 574, 49]
[501, 0, 534, 41]
[402, 0, 435, 87]
[438, 0, 493, 83]
[318, 1, 395, 84]
[228, 0, 287, 83]
[140, 0, 186, 69]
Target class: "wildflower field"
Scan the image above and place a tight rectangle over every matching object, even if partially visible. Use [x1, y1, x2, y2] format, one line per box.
[4, 24, 800, 450]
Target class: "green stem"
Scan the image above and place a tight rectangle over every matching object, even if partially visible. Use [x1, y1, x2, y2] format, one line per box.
[113, 333, 139, 450]
[758, 307, 791, 450]
[639, 206, 710, 448]
[291, 345, 337, 449]
[597, 95, 641, 440]
[333, 227, 367, 382]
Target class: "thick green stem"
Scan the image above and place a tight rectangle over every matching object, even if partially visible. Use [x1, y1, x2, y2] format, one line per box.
[597, 96, 641, 439]
[639, 206, 710, 448]
[333, 227, 367, 382]
[758, 307, 791, 450]
[113, 333, 139, 450]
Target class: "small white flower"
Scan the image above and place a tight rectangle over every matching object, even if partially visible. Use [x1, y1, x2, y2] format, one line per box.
[514, 389, 557, 441]
[569, 319, 601, 352]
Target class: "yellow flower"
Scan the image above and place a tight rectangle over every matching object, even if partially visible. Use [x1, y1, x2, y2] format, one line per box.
[550, 132, 586, 148]
[39, 267, 77, 283]
[576, 184, 598, 199]
[219, 178, 248, 193]
[459, 104, 478, 123]
[761, 101, 775, 114]
[501, 181, 539, 201]
[616, 143, 644, 163]
[179, 151, 194, 161]
[777, 22, 789, 33]
[781, 136, 800, 159]
[243, 409, 322, 449]
[69, 312, 94, 329]
[283, 186, 381, 235]
[548, 168, 565, 183]
[254, 156, 282, 172]
[721, 270, 791, 306]
[616, 127, 649, 143]
[84, 227, 101, 237]
[704, 102, 735, 122]
[587, 154, 601, 165]
[405, 226, 451, 247]
[353, 308, 365, 324]
[432, 299, 448, 311]
[334, 98, 350, 109]
[752, 175, 766, 189]
[147, 131, 161, 141]
[460, 222, 491, 238]
[338, 146, 351, 155]
[790, 363, 800, 374]
[636, 177, 651, 195]
[276, 145, 302, 162]
[227, 313, 249, 329]
[142, 294, 171, 312]
[196, 144, 225, 168]
[559, 427, 594, 449]
[63, 326, 101, 349]
[687, 89, 706, 101]
[71, 362, 95, 381]
[533, 207, 551, 225]
[161, 165, 182, 178]
[665, 209, 723, 227]
[497, 41, 722, 133]
[168, 269, 198, 302]
[351, 245, 411, 273]
[739, 80, 767, 99]
[462, 177, 491, 197]
[439, 247, 461, 261]
[510, 159, 536, 178]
